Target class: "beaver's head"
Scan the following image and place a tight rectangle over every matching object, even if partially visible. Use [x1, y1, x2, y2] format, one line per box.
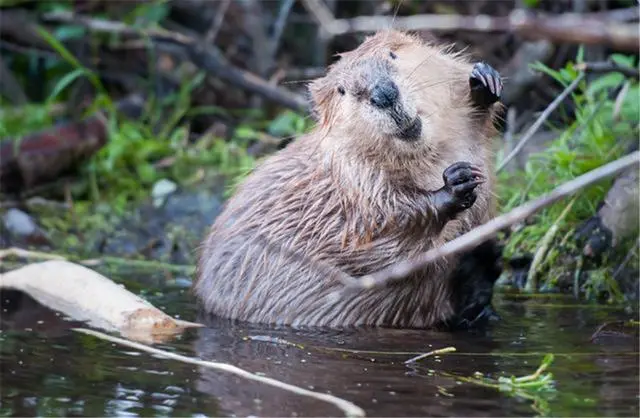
[308, 30, 485, 157]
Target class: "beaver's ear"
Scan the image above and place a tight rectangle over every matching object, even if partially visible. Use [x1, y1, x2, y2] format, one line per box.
[307, 79, 332, 124]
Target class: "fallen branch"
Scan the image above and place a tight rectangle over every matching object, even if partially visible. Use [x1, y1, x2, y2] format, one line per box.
[575, 61, 640, 80]
[0, 95, 144, 192]
[497, 72, 585, 173]
[40, 11, 310, 114]
[73, 327, 366, 418]
[301, 2, 640, 52]
[0, 246, 195, 274]
[0, 260, 203, 343]
[342, 151, 640, 291]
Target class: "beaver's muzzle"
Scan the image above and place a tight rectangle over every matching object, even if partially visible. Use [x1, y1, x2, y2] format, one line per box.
[388, 104, 421, 142]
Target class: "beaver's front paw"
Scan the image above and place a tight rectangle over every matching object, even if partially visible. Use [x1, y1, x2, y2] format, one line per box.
[469, 62, 502, 108]
[434, 162, 484, 217]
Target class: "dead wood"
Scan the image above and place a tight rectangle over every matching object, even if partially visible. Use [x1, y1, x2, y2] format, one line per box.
[575, 61, 640, 80]
[40, 11, 310, 114]
[498, 73, 586, 173]
[0, 95, 144, 193]
[74, 327, 366, 417]
[302, 1, 640, 52]
[0, 260, 203, 344]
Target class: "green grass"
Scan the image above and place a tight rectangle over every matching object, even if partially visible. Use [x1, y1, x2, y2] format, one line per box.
[496, 51, 639, 301]
[0, 20, 311, 213]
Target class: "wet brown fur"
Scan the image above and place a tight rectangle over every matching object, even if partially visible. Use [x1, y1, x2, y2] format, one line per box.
[194, 30, 501, 328]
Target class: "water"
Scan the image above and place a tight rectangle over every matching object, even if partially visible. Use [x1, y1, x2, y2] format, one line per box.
[1, 287, 638, 417]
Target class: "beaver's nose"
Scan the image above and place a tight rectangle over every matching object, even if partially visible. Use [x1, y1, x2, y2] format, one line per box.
[370, 79, 399, 109]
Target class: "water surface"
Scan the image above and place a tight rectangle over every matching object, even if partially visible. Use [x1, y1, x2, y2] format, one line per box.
[1, 287, 638, 417]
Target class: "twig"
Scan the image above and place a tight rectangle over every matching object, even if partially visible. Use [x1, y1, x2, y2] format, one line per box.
[300, 0, 337, 39]
[575, 61, 640, 79]
[612, 238, 640, 280]
[300, 4, 640, 51]
[497, 72, 585, 173]
[39, 11, 310, 114]
[204, 0, 231, 44]
[503, 107, 517, 158]
[0, 247, 66, 262]
[270, 0, 297, 57]
[0, 246, 194, 274]
[589, 319, 638, 342]
[342, 151, 640, 291]
[81, 256, 194, 274]
[612, 81, 631, 122]
[524, 198, 576, 292]
[404, 346, 457, 364]
[73, 327, 366, 418]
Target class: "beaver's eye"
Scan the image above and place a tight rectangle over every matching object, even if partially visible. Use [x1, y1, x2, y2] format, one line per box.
[337, 86, 346, 95]
[389, 51, 397, 59]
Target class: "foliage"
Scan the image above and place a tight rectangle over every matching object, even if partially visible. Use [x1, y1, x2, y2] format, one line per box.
[0, 20, 308, 213]
[497, 50, 639, 301]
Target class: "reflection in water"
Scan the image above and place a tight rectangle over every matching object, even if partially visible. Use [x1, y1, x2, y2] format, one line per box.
[1, 289, 638, 417]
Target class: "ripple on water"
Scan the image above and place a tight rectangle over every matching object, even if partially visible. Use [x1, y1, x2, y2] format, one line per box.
[0, 289, 637, 417]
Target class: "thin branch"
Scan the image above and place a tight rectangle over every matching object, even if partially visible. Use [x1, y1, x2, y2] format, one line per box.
[497, 72, 585, 173]
[404, 347, 457, 364]
[300, 5, 640, 52]
[204, 0, 231, 44]
[39, 11, 310, 114]
[300, 0, 337, 39]
[270, 0, 297, 57]
[0, 246, 194, 274]
[73, 328, 366, 418]
[524, 198, 576, 292]
[341, 151, 640, 291]
[575, 61, 640, 79]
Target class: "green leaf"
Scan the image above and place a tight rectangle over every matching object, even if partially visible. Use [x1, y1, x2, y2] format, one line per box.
[235, 126, 258, 140]
[45, 68, 87, 105]
[585, 72, 624, 98]
[53, 25, 86, 41]
[530, 61, 565, 84]
[575, 45, 585, 64]
[136, 164, 157, 183]
[610, 53, 635, 67]
[35, 26, 104, 94]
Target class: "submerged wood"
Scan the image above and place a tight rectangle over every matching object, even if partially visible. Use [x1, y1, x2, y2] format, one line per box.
[0, 260, 203, 343]
[74, 327, 366, 418]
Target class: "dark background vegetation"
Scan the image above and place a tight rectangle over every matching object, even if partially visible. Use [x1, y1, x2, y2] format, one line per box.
[0, 0, 638, 302]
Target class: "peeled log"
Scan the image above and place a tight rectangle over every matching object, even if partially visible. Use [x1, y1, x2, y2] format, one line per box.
[0, 260, 203, 343]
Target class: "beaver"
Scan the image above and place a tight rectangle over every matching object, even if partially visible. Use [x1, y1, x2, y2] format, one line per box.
[194, 30, 504, 329]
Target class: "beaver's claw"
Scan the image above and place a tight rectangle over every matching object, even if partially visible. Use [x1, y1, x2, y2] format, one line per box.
[433, 161, 485, 218]
[469, 62, 502, 108]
